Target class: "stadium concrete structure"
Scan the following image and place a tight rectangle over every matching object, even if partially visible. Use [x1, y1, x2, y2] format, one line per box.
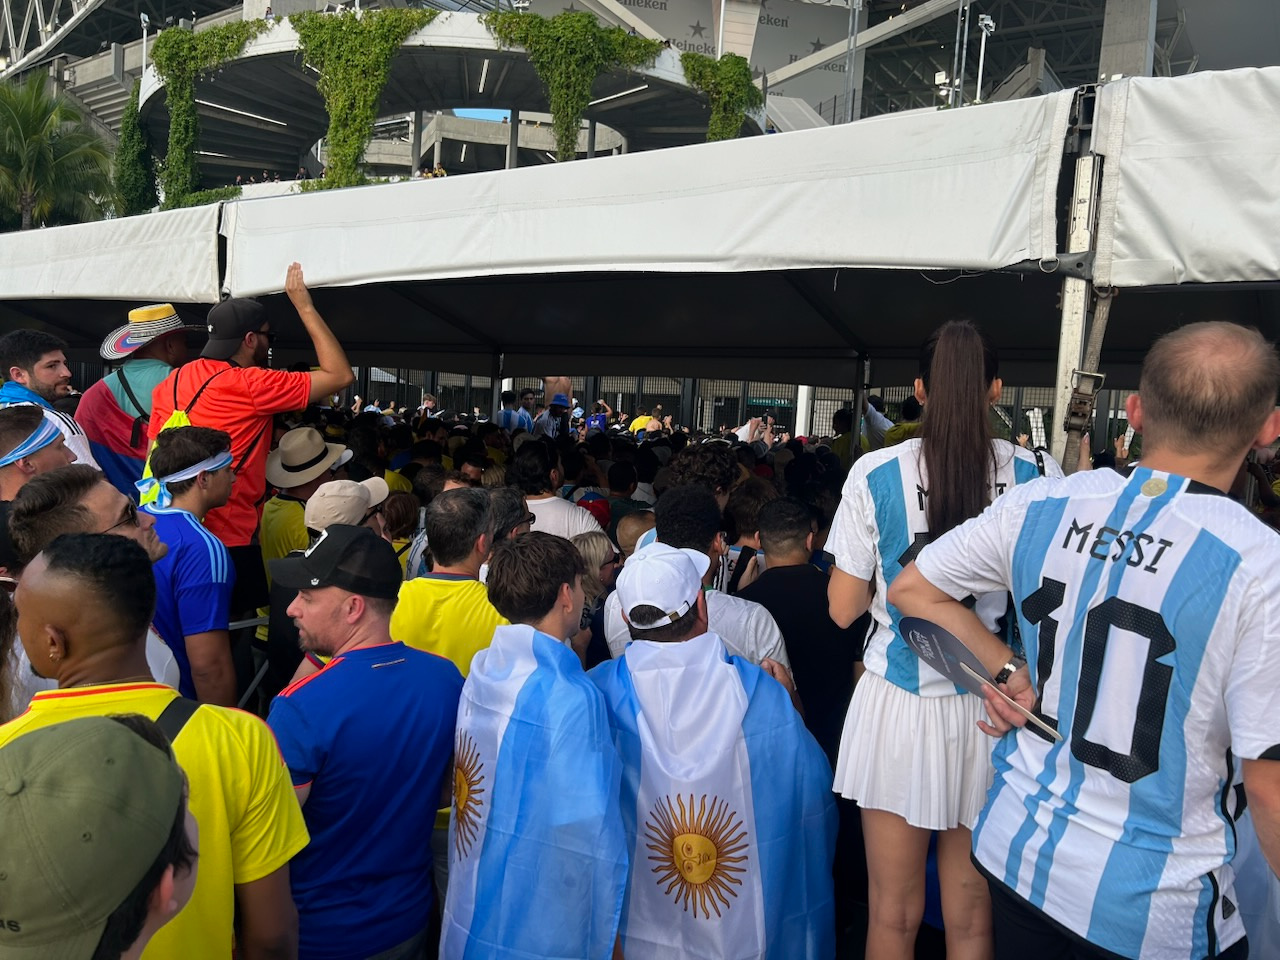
[2, 0, 1261, 185]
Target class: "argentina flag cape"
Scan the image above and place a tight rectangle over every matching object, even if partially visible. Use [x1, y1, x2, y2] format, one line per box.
[590, 632, 837, 960]
[440, 623, 628, 960]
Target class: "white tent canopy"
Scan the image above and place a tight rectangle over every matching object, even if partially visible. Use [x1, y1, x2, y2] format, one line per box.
[222, 90, 1074, 294]
[0, 205, 221, 303]
[2, 70, 1280, 389]
[1093, 67, 1280, 289]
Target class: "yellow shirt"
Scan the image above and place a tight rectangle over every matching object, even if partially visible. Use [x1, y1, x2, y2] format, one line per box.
[384, 469, 413, 494]
[831, 432, 855, 472]
[258, 495, 309, 639]
[0, 683, 309, 960]
[259, 495, 310, 576]
[390, 575, 509, 678]
[883, 421, 921, 447]
[629, 415, 653, 434]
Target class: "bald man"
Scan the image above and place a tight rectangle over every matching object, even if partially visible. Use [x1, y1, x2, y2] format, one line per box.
[3, 532, 308, 960]
[892, 322, 1280, 960]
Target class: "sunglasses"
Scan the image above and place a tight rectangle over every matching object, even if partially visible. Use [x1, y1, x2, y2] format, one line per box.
[362, 505, 384, 524]
[255, 329, 277, 345]
[103, 500, 140, 533]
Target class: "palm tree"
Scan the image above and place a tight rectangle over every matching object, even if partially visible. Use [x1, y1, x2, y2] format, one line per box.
[0, 75, 113, 230]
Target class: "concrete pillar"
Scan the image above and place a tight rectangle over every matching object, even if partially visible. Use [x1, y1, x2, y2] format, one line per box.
[433, 135, 442, 168]
[795, 384, 815, 437]
[850, 4, 868, 121]
[507, 109, 520, 169]
[410, 107, 423, 175]
[1098, 0, 1158, 82]
[619, 136, 629, 155]
[586, 120, 597, 159]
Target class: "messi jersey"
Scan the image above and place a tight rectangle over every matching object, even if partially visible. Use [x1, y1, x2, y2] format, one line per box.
[915, 467, 1280, 959]
[828, 438, 1061, 696]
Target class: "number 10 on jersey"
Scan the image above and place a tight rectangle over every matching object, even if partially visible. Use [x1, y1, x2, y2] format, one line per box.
[1020, 577, 1175, 784]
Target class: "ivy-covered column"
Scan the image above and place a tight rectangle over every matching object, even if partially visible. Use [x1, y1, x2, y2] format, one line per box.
[150, 20, 269, 206]
[483, 11, 661, 162]
[680, 52, 763, 142]
[290, 9, 438, 188]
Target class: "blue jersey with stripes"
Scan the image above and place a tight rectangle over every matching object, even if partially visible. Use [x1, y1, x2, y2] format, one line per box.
[144, 505, 236, 699]
[828, 437, 1061, 697]
[914, 467, 1280, 958]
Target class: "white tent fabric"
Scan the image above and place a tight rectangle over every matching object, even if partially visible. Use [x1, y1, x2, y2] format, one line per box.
[0, 204, 222, 302]
[222, 89, 1075, 297]
[1093, 66, 1280, 288]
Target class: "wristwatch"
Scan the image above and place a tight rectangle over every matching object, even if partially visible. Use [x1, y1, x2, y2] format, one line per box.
[993, 657, 1026, 686]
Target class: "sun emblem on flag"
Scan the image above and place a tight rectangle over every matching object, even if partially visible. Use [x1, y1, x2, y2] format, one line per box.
[644, 794, 748, 919]
[453, 732, 485, 860]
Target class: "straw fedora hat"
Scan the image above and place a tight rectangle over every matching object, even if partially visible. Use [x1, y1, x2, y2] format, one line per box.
[100, 304, 202, 361]
[266, 427, 347, 488]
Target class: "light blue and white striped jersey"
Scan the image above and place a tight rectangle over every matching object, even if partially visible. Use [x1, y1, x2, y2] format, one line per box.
[915, 466, 1280, 959]
[828, 437, 1061, 697]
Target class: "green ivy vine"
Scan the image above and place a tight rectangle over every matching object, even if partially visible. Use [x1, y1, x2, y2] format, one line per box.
[113, 79, 157, 215]
[680, 52, 762, 142]
[151, 20, 269, 207]
[291, 9, 438, 188]
[167, 185, 243, 208]
[483, 11, 662, 162]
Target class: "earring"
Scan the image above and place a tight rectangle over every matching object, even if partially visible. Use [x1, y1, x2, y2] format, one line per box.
[48, 649, 62, 663]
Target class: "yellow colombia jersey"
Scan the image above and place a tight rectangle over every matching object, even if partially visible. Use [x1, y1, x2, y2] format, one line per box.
[384, 469, 413, 495]
[390, 574, 509, 679]
[259, 495, 309, 577]
[0, 683, 310, 960]
[258, 495, 309, 639]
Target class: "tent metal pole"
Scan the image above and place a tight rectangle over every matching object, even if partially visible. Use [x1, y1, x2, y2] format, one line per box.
[1052, 153, 1102, 470]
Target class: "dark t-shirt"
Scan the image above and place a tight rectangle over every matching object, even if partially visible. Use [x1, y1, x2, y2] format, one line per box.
[738, 563, 868, 765]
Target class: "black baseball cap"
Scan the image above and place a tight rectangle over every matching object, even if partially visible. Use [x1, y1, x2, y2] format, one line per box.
[201, 298, 268, 360]
[270, 524, 402, 599]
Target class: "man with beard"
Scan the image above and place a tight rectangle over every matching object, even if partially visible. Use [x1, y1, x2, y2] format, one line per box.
[147, 263, 353, 620]
[0, 328, 97, 467]
[268, 525, 462, 960]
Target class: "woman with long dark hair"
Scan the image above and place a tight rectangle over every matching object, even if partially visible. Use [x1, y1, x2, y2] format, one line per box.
[827, 319, 1062, 960]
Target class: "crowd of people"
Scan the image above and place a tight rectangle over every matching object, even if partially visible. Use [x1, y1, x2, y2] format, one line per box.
[0, 265, 1277, 960]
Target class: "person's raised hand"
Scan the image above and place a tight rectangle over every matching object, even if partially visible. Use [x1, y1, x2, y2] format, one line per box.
[285, 262, 314, 314]
[976, 666, 1037, 738]
[1114, 434, 1130, 460]
[1016, 433, 1030, 449]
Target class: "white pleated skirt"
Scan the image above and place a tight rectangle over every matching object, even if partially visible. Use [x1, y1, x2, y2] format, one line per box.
[833, 670, 994, 831]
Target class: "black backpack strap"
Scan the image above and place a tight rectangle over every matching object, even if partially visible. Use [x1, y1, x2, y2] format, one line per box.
[184, 367, 231, 415]
[154, 696, 200, 744]
[1033, 448, 1046, 476]
[115, 365, 150, 447]
[115, 365, 148, 418]
[234, 419, 270, 476]
[726, 546, 755, 594]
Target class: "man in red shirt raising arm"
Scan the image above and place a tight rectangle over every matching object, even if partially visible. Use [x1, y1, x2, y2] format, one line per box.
[149, 263, 353, 622]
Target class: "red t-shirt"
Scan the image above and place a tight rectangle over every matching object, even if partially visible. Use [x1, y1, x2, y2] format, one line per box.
[149, 359, 312, 548]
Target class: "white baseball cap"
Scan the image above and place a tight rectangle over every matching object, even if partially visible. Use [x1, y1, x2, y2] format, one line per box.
[615, 542, 711, 630]
[304, 477, 390, 531]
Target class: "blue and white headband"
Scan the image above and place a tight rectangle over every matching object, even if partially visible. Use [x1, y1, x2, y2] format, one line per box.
[0, 418, 61, 468]
[136, 450, 233, 508]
